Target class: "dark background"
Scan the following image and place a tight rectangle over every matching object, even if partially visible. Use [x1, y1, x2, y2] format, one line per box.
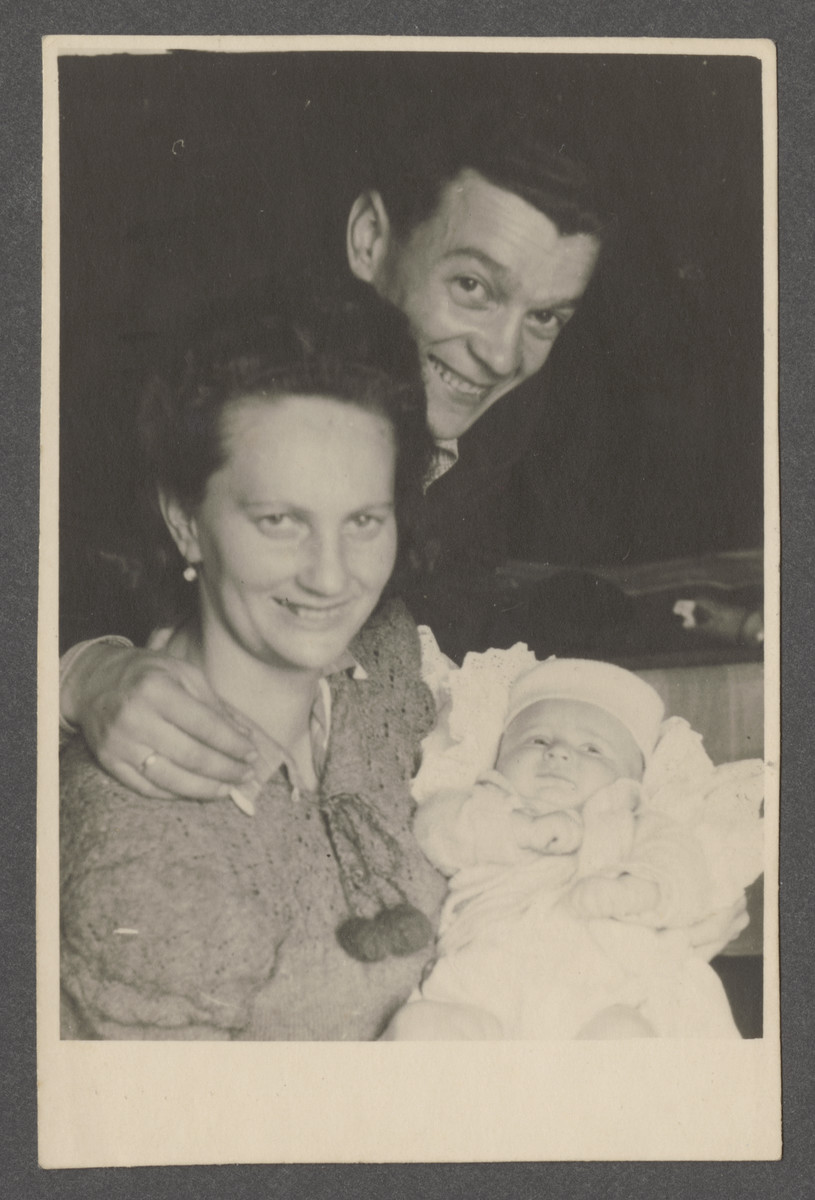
[58, 51, 764, 648]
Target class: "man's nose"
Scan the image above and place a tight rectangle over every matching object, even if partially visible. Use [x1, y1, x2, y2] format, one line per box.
[297, 532, 348, 595]
[468, 311, 524, 378]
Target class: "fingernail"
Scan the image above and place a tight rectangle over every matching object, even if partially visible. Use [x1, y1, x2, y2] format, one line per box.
[241, 768, 257, 784]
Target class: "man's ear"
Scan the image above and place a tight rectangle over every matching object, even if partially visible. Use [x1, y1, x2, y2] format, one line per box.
[158, 489, 201, 566]
[346, 191, 392, 286]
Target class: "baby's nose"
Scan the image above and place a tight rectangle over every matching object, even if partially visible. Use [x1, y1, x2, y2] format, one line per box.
[544, 741, 572, 760]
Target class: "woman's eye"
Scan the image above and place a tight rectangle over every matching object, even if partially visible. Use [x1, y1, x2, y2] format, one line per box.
[257, 514, 299, 537]
[450, 276, 489, 304]
[347, 513, 384, 538]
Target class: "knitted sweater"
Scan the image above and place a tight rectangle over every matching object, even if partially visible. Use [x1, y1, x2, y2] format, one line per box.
[60, 599, 447, 1041]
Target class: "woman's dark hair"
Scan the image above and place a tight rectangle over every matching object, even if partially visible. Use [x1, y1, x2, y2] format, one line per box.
[135, 279, 434, 626]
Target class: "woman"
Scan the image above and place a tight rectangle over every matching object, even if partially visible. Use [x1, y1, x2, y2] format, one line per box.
[60, 291, 448, 1040]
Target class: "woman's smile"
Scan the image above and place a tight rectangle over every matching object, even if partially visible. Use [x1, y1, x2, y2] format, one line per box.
[271, 595, 354, 623]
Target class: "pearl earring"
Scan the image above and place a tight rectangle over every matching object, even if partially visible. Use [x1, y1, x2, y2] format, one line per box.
[182, 564, 198, 582]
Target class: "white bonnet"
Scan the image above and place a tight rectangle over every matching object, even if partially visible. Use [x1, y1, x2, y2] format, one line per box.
[505, 658, 665, 760]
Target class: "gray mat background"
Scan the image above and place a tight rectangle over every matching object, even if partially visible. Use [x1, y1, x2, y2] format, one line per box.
[3, 4, 811, 1195]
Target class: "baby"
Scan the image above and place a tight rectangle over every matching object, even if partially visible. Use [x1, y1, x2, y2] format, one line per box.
[384, 657, 763, 1040]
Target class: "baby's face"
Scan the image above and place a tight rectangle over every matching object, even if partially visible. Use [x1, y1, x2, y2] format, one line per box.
[496, 698, 643, 811]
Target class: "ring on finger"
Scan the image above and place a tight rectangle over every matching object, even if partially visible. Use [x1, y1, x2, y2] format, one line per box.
[140, 751, 159, 776]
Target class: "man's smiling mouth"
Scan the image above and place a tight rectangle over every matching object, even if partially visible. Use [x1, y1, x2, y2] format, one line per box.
[426, 354, 491, 399]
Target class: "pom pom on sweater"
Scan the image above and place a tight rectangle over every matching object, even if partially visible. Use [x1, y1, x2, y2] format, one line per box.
[336, 903, 434, 962]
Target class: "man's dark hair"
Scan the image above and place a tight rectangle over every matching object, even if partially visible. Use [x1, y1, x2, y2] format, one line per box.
[367, 101, 615, 243]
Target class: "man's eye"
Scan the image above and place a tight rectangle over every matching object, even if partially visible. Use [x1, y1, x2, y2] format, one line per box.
[450, 276, 488, 303]
[528, 310, 566, 336]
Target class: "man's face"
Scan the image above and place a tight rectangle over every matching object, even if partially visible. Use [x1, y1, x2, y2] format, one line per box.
[371, 170, 601, 440]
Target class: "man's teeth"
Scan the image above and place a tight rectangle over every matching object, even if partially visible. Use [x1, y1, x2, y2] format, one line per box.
[428, 357, 486, 397]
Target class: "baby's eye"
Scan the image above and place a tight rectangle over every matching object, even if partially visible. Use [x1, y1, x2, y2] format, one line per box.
[583, 744, 603, 756]
[532, 737, 551, 746]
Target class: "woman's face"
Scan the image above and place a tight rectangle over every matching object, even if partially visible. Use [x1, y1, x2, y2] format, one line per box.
[177, 394, 398, 674]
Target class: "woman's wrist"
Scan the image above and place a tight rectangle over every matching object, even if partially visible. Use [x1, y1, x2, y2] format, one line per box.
[59, 637, 134, 732]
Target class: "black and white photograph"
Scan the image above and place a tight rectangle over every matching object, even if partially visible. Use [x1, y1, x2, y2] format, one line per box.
[38, 36, 779, 1165]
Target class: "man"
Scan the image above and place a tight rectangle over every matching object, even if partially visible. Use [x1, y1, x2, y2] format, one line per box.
[346, 116, 611, 658]
[60, 111, 613, 800]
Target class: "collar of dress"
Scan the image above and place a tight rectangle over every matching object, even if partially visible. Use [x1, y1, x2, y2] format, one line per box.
[225, 652, 367, 815]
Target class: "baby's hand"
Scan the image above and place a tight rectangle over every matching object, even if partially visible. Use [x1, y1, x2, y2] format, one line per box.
[569, 873, 660, 920]
[512, 810, 583, 856]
